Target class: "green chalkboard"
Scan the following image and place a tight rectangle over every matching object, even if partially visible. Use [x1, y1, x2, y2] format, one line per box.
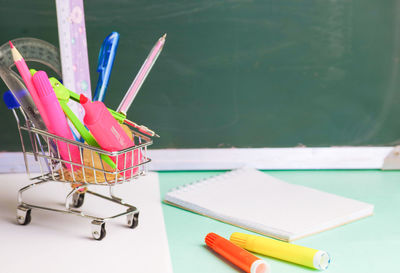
[1, 0, 400, 151]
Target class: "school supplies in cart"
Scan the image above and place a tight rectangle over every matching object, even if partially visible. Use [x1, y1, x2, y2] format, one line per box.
[12, 106, 152, 240]
[164, 168, 374, 242]
[32, 70, 81, 170]
[32, 71, 116, 169]
[0, 35, 162, 240]
[48, 77, 159, 138]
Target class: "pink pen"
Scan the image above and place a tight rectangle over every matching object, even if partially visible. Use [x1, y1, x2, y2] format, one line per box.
[116, 34, 166, 115]
[10, 41, 50, 127]
[32, 71, 81, 170]
[80, 95, 140, 177]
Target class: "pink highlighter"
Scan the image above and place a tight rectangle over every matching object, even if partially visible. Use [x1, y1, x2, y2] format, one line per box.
[80, 94, 139, 177]
[32, 71, 81, 170]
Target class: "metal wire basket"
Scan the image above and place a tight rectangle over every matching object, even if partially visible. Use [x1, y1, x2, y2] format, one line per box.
[11, 103, 153, 240]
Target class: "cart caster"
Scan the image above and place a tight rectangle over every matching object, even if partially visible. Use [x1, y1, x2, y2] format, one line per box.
[127, 211, 139, 229]
[72, 192, 85, 208]
[91, 220, 106, 240]
[17, 206, 32, 225]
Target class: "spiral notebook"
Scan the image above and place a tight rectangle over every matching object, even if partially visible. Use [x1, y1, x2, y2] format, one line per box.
[164, 168, 374, 241]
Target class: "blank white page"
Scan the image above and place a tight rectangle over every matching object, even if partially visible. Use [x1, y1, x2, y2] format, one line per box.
[0, 172, 173, 273]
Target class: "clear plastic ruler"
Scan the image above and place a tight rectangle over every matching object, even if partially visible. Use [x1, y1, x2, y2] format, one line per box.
[56, 0, 92, 137]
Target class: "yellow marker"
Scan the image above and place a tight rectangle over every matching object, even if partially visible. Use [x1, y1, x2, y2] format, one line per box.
[230, 232, 330, 270]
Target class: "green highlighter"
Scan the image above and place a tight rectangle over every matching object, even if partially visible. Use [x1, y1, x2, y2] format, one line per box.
[30, 69, 116, 169]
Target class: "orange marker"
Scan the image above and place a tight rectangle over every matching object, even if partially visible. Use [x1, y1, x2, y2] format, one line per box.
[205, 233, 270, 273]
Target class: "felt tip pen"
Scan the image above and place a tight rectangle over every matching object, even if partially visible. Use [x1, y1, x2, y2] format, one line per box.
[32, 71, 81, 170]
[93, 32, 119, 102]
[205, 233, 270, 273]
[230, 232, 331, 270]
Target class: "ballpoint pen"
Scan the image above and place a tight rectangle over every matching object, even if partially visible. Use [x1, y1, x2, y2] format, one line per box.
[116, 34, 166, 116]
[93, 32, 119, 102]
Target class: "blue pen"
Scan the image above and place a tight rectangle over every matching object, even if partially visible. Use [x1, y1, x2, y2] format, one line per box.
[93, 32, 120, 101]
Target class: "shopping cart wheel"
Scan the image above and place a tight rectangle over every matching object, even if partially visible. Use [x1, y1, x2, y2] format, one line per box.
[127, 211, 139, 229]
[72, 192, 85, 208]
[91, 220, 106, 240]
[17, 206, 32, 225]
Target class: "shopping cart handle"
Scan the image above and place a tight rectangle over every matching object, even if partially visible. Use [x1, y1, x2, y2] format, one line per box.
[3, 90, 20, 109]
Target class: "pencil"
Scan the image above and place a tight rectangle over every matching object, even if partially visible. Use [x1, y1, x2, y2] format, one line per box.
[10, 41, 50, 126]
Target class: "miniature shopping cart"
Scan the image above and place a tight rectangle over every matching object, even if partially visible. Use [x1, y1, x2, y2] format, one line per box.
[10, 104, 153, 240]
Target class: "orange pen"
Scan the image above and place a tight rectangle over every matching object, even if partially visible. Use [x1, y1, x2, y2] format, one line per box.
[205, 233, 270, 273]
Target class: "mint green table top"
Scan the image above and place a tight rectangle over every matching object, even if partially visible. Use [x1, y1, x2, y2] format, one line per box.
[158, 170, 400, 273]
